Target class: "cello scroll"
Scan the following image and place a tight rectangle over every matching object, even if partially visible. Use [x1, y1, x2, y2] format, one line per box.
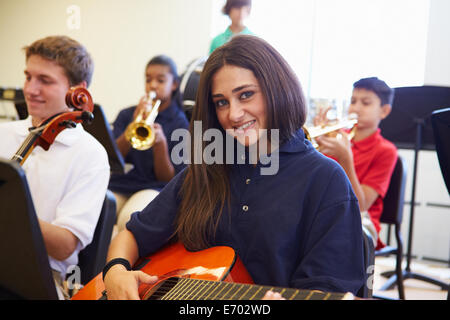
[65, 86, 94, 112]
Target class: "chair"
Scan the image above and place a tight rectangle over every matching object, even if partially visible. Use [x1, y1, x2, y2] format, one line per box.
[77, 189, 116, 285]
[374, 155, 407, 299]
[179, 56, 207, 121]
[81, 104, 125, 175]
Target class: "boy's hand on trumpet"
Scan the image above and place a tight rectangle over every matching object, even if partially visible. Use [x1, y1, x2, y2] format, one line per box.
[315, 130, 353, 167]
[313, 106, 332, 127]
[312, 105, 353, 166]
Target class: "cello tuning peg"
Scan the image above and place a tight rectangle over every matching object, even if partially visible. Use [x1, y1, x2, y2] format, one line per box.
[59, 120, 77, 128]
[79, 111, 94, 124]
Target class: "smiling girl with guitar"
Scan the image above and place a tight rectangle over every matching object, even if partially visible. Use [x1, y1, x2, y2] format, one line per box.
[101, 35, 365, 300]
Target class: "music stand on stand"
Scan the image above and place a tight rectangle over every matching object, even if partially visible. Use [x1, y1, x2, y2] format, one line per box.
[0, 87, 28, 120]
[379, 86, 450, 292]
[0, 158, 58, 299]
[430, 108, 450, 300]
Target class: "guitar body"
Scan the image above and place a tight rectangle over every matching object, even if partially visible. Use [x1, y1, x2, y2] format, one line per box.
[72, 242, 353, 300]
[72, 242, 253, 300]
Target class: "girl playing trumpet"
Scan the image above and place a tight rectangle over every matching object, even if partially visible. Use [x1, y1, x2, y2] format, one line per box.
[109, 55, 189, 232]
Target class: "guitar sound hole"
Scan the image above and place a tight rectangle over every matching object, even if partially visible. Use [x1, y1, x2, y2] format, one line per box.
[142, 277, 180, 300]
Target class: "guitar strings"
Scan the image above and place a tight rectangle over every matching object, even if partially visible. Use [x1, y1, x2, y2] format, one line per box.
[147, 277, 348, 300]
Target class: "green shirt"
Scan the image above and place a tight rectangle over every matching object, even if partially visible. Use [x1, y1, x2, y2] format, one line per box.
[209, 27, 254, 54]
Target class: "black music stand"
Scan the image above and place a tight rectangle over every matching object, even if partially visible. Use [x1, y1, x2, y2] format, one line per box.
[0, 158, 58, 299]
[82, 104, 125, 175]
[431, 108, 450, 301]
[431, 108, 450, 195]
[0, 87, 28, 120]
[379, 86, 450, 292]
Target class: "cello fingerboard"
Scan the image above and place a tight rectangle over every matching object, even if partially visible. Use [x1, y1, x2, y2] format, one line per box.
[144, 277, 353, 300]
[11, 130, 40, 164]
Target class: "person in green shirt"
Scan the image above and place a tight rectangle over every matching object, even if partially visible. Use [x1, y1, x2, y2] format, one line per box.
[209, 0, 254, 54]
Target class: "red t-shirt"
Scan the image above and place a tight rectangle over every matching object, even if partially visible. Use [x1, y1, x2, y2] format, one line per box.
[351, 129, 397, 249]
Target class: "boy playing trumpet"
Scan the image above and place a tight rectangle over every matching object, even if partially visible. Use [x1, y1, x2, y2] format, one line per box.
[315, 77, 397, 249]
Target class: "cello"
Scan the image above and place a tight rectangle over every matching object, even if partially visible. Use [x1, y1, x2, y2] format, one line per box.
[11, 86, 95, 165]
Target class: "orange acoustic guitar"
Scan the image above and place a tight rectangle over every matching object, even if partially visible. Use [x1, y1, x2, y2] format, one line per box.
[72, 242, 354, 300]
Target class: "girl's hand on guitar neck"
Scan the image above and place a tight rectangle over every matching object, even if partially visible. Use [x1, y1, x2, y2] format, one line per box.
[103, 266, 158, 300]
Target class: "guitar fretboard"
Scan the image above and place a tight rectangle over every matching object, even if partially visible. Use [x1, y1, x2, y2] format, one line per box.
[143, 277, 353, 300]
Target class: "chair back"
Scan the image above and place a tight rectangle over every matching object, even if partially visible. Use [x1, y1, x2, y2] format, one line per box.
[81, 104, 125, 175]
[380, 156, 407, 226]
[77, 190, 116, 285]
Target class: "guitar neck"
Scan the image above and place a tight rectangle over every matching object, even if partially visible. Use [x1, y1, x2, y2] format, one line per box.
[143, 277, 354, 300]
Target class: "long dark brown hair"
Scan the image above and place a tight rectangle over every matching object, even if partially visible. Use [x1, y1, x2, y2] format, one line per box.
[175, 35, 307, 251]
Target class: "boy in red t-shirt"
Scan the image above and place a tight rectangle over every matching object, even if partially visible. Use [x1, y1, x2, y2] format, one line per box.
[315, 77, 397, 250]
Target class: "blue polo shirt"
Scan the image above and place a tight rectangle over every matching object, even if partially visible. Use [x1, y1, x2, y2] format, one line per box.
[127, 129, 365, 295]
[108, 101, 189, 194]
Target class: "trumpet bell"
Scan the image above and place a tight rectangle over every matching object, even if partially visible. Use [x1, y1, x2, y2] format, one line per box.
[124, 121, 155, 151]
[124, 90, 161, 151]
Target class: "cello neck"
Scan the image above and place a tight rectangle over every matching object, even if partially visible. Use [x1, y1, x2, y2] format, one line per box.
[11, 126, 44, 165]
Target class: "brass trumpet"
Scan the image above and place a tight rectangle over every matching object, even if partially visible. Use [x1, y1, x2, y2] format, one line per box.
[304, 114, 358, 149]
[125, 91, 161, 150]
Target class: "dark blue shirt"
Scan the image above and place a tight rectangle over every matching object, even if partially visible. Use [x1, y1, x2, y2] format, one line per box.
[127, 129, 365, 295]
[108, 100, 189, 194]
